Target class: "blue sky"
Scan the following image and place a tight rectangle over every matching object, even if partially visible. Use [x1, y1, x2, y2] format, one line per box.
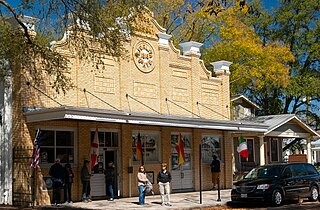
[6, 0, 280, 12]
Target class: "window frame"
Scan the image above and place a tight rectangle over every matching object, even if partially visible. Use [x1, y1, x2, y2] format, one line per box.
[38, 127, 77, 167]
[132, 130, 161, 164]
[201, 134, 223, 164]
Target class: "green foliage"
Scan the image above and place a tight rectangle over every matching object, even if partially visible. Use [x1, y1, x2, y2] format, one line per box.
[0, 0, 144, 93]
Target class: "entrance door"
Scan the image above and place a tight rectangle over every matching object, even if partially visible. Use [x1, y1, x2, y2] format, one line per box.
[171, 133, 193, 191]
[105, 150, 118, 197]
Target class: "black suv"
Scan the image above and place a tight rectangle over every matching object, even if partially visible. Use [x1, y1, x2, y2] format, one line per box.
[231, 163, 320, 206]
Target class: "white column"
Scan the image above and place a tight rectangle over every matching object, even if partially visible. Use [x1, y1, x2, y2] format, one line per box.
[307, 137, 312, 164]
[259, 136, 265, 166]
[0, 63, 13, 205]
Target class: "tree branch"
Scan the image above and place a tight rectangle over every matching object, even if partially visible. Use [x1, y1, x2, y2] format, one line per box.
[0, 0, 33, 44]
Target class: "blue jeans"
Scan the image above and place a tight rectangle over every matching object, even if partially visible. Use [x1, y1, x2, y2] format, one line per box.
[106, 181, 114, 199]
[138, 185, 145, 205]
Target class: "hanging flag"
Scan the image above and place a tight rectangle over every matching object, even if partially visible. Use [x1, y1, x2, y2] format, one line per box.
[237, 136, 249, 158]
[136, 133, 144, 165]
[30, 128, 41, 168]
[91, 128, 99, 169]
[176, 133, 185, 167]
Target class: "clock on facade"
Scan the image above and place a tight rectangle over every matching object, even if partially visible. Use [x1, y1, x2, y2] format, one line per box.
[133, 41, 155, 73]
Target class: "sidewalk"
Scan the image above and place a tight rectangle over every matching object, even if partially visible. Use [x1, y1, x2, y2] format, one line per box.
[66, 189, 231, 210]
[0, 189, 232, 210]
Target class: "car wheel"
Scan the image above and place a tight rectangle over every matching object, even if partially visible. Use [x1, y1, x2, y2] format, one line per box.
[272, 189, 283, 206]
[309, 186, 319, 201]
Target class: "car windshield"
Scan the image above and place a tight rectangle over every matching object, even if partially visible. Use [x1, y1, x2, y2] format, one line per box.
[243, 165, 282, 179]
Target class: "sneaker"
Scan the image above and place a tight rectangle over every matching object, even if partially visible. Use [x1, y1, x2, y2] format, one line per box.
[108, 198, 114, 201]
[165, 203, 172, 206]
[161, 203, 165, 206]
[69, 201, 73, 204]
[83, 199, 88, 203]
[87, 199, 92, 202]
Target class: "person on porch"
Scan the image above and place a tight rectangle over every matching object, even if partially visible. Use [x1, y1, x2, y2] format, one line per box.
[210, 155, 220, 190]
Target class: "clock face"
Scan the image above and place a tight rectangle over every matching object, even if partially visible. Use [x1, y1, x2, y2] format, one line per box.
[133, 41, 155, 73]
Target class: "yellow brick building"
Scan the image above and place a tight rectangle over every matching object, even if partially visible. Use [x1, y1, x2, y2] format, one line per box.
[5, 12, 317, 206]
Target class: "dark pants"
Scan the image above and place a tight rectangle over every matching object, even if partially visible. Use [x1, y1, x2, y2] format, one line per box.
[82, 181, 91, 200]
[64, 182, 72, 202]
[52, 182, 63, 204]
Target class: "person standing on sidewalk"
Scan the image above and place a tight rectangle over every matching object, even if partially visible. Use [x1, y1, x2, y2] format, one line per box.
[81, 160, 92, 202]
[157, 162, 172, 206]
[49, 158, 65, 206]
[104, 161, 115, 201]
[63, 163, 74, 204]
[137, 165, 149, 205]
[210, 155, 220, 190]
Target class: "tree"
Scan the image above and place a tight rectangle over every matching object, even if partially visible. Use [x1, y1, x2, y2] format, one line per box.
[0, 0, 144, 93]
[247, 0, 320, 129]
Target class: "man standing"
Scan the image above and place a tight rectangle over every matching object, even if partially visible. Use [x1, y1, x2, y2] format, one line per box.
[104, 161, 115, 201]
[210, 155, 220, 190]
[157, 163, 172, 206]
[49, 158, 65, 205]
[81, 160, 92, 202]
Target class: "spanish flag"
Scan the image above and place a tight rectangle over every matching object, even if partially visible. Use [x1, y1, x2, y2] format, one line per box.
[176, 133, 185, 167]
[136, 133, 144, 165]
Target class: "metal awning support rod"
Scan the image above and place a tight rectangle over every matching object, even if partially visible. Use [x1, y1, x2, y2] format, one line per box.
[83, 88, 120, 111]
[166, 98, 200, 117]
[126, 93, 161, 115]
[197, 102, 229, 119]
[26, 82, 63, 106]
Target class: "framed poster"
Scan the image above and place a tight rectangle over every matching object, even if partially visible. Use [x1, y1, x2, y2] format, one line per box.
[146, 171, 154, 184]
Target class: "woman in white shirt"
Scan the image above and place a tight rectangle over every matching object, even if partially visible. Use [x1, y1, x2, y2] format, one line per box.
[137, 165, 149, 205]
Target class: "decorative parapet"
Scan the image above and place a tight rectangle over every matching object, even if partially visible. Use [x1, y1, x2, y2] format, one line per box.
[179, 41, 203, 56]
[7, 16, 38, 35]
[211, 60, 232, 76]
[157, 32, 172, 45]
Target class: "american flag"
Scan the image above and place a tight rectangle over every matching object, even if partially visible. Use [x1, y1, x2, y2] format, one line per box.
[30, 128, 41, 168]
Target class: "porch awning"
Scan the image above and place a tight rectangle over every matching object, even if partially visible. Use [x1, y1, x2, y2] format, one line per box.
[23, 106, 268, 132]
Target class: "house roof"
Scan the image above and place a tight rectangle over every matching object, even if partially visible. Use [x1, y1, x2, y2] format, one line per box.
[231, 95, 259, 108]
[248, 114, 320, 138]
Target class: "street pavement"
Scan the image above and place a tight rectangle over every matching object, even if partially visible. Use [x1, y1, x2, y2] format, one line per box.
[68, 189, 232, 210]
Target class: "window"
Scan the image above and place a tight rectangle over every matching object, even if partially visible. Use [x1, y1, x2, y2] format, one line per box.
[202, 135, 222, 164]
[90, 131, 119, 148]
[39, 129, 75, 165]
[240, 138, 254, 162]
[291, 164, 307, 177]
[132, 131, 160, 164]
[171, 133, 192, 170]
[271, 138, 279, 162]
[305, 164, 318, 175]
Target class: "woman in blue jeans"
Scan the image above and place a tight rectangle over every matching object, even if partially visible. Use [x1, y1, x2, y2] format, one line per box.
[137, 165, 149, 205]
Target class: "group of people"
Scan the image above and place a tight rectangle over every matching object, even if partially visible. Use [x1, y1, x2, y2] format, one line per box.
[49, 159, 74, 205]
[49, 155, 220, 206]
[138, 162, 172, 206]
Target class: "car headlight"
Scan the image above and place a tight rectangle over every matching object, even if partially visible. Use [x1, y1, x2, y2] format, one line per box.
[257, 184, 270, 190]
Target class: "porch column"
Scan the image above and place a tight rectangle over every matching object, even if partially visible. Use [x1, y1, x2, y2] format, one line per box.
[307, 137, 312, 164]
[259, 136, 265, 166]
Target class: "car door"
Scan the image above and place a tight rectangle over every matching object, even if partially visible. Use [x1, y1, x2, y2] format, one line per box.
[291, 164, 308, 196]
[282, 166, 296, 198]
